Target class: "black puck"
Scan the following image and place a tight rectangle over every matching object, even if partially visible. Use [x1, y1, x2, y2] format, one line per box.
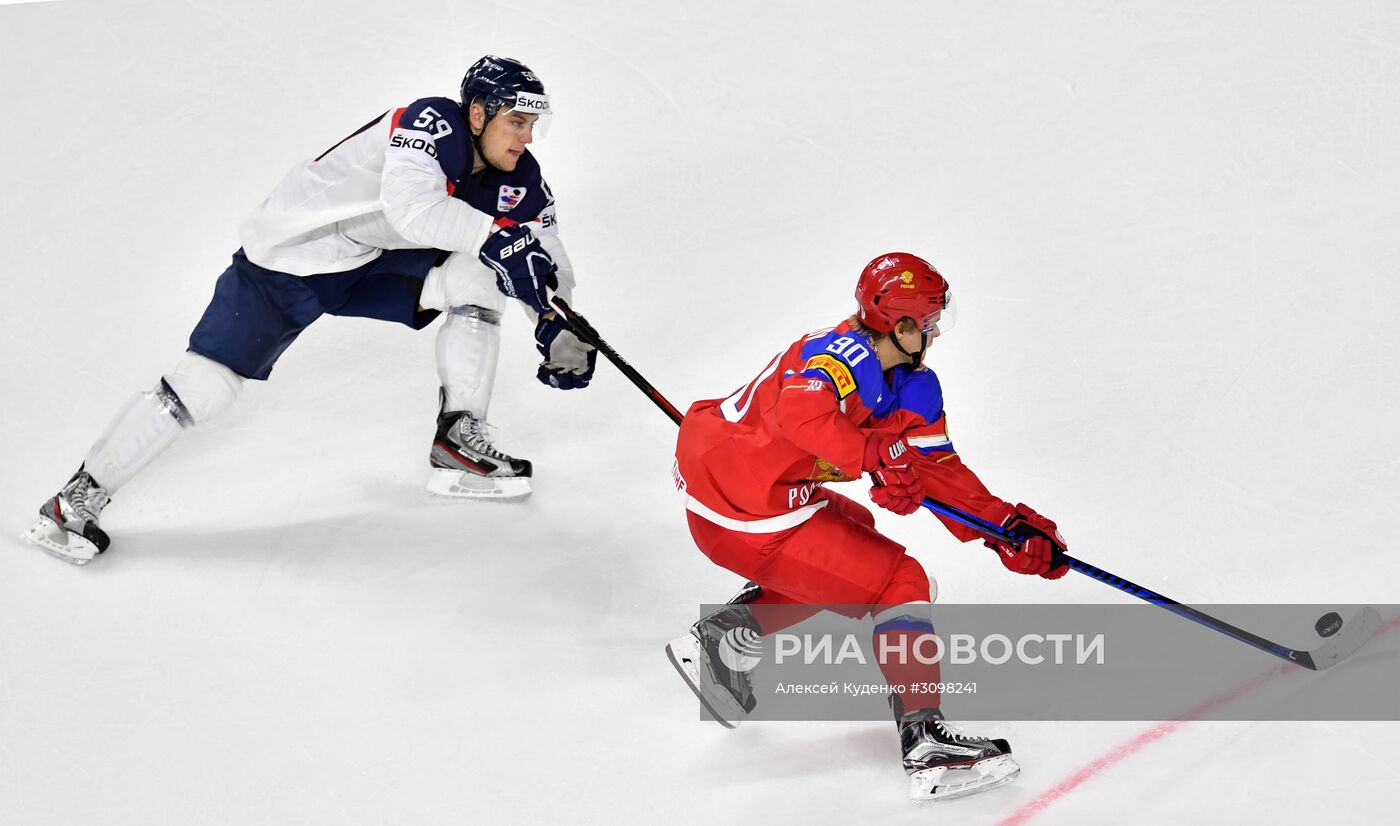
[1315, 611, 1343, 638]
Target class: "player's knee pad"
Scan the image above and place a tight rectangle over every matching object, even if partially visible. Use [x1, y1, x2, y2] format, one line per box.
[874, 555, 935, 606]
[162, 351, 243, 426]
[437, 304, 503, 417]
[419, 252, 507, 314]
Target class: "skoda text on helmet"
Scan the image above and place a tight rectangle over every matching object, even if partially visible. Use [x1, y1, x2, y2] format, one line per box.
[854, 252, 956, 364]
[460, 55, 551, 132]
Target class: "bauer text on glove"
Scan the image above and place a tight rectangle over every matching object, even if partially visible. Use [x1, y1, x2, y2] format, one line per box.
[479, 224, 557, 314]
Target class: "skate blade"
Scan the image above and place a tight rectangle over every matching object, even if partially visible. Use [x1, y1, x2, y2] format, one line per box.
[665, 633, 745, 729]
[909, 754, 1021, 803]
[426, 468, 531, 500]
[23, 516, 97, 566]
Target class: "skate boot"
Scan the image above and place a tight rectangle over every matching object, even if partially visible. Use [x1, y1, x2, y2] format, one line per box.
[665, 587, 762, 728]
[25, 468, 112, 565]
[427, 407, 531, 499]
[898, 706, 1020, 802]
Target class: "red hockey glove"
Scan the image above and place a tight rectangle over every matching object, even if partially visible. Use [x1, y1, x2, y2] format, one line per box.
[863, 434, 922, 516]
[986, 502, 1070, 580]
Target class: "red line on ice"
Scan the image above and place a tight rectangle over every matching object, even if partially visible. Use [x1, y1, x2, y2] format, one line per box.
[998, 613, 1400, 826]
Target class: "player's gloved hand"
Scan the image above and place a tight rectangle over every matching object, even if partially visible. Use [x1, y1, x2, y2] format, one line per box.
[534, 313, 597, 390]
[862, 433, 922, 515]
[479, 224, 557, 314]
[986, 502, 1070, 579]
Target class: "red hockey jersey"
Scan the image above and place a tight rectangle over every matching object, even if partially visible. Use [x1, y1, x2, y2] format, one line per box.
[674, 320, 1009, 539]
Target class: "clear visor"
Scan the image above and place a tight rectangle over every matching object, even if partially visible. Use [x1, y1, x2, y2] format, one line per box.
[918, 291, 957, 337]
[503, 91, 553, 139]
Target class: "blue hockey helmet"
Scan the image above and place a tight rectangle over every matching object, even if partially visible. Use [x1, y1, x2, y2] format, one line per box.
[460, 55, 551, 125]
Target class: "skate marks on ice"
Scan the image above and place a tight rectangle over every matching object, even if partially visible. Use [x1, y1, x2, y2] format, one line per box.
[9, 489, 548, 577]
[996, 613, 1400, 826]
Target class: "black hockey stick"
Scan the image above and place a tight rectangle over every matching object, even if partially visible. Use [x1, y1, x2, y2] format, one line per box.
[561, 299, 1381, 671]
[550, 297, 684, 425]
[920, 496, 1381, 671]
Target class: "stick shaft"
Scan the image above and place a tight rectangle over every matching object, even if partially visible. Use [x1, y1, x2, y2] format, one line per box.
[550, 297, 684, 425]
[919, 496, 1316, 668]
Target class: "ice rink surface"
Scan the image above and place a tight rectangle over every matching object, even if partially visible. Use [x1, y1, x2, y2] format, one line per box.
[2, 1, 1399, 823]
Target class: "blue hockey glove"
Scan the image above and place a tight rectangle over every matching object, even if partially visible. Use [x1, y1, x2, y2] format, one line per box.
[479, 224, 556, 314]
[534, 313, 597, 390]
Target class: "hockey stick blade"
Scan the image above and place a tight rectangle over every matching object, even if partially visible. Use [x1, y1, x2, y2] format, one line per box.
[1297, 606, 1382, 671]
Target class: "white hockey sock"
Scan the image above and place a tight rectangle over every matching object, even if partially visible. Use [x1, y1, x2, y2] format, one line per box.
[83, 352, 243, 493]
[437, 304, 502, 418]
[83, 383, 187, 492]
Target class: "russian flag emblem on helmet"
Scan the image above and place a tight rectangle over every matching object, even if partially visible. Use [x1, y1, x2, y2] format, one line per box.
[855, 252, 954, 335]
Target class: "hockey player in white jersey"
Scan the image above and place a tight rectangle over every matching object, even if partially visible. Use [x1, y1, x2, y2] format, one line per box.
[26, 55, 596, 565]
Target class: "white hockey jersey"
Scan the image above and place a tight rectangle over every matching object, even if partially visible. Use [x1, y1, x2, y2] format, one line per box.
[238, 97, 563, 281]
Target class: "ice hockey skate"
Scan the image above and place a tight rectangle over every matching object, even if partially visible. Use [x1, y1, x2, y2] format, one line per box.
[428, 408, 532, 499]
[898, 707, 1020, 802]
[665, 601, 761, 729]
[25, 468, 112, 566]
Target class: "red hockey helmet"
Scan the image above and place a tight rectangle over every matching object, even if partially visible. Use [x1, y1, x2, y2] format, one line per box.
[854, 252, 953, 334]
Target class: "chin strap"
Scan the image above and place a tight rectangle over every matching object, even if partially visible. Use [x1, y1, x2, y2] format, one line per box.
[469, 130, 500, 173]
[888, 330, 928, 367]
[467, 101, 502, 173]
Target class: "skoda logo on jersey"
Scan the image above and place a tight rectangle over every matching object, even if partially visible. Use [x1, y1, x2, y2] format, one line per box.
[498, 186, 526, 212]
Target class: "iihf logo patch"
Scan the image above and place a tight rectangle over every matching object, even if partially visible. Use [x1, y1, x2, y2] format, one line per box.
[498, 186, 526, 212]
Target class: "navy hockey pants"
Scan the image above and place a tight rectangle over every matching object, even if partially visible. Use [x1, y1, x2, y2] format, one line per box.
[188, 248, 448, 380]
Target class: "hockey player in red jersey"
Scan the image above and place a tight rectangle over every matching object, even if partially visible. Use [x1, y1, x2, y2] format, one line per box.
[665, 252, 1069, 803]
